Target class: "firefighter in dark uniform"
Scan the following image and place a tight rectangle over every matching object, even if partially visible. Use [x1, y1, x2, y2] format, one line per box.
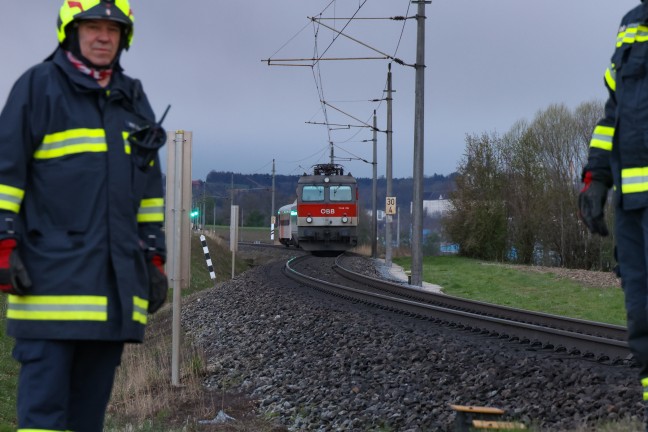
[580, 1, 648, 428]
[0, 1, 168, 430]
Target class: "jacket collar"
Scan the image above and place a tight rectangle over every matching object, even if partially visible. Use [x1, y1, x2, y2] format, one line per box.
[50, 47, 131, 98]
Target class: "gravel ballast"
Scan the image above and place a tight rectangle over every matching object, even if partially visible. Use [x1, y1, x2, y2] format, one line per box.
[181, 254, 643, 431]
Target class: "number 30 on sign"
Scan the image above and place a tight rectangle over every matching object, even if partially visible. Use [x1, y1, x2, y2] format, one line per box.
[386, 197, 396, 215]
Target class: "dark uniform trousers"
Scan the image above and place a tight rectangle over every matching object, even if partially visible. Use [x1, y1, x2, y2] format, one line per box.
[12, 339, 124, 432]
[616, 204, 648, 378]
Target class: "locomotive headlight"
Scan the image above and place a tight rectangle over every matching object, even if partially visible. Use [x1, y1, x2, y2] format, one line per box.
[324, 177, 330, 183]
[306, 216, 313, 223]
[342, 216, 349, 223]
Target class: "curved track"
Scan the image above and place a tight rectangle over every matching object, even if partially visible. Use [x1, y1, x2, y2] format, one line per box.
[283, 253, 631, 363]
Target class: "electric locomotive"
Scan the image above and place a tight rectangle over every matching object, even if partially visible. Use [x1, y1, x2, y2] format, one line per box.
[287, 164, 358, 252]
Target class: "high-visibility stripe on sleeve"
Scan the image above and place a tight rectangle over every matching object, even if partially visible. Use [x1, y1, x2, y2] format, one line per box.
[621, 167, 648, 194]
[7, 295, 108, 321]
[642, 377, 648, 401]
[0, 184, 25, 213]
[604, 65, 616, 92]
[35, 129, 108, 159]
[137, 198, 164, 223]
[616, 23, 648, 47]
[133, 296, 148, 324]
[589, 125, 614, 151]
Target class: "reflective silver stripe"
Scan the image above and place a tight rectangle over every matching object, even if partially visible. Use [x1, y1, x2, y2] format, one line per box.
[604, 65, 616, 92]
[617, 23, 648, 47]
[621, 167, 648, 194]
[7, 295, 108, 321]
[0, 184, 24, 213]
[133, 296, 148, 324]
[35, 129, 108, 159]
[137, 198, 164, 223]
[589, 125, 614, 151]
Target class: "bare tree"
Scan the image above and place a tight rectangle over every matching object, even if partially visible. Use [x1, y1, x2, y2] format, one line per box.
[444, 100, 613, 270]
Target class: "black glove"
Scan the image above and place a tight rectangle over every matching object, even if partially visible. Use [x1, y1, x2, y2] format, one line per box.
[147, 255, 168, 313]
[578, 172, 609, 236]
[0, 238, 32, 295]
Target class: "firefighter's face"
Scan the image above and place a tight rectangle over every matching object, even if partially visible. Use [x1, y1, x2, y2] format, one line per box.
[77, 20, 121, 67]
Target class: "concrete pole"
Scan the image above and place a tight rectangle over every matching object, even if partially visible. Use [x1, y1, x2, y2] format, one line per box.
[385, 64, 394, 267]
[411, 0, 428, 286]
[372, 110, 378, 259]
[171, 130, 184, 386]
[271, 159, 276, 241]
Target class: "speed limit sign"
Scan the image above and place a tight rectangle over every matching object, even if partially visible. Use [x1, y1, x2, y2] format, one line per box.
[386, 197, 396, 215]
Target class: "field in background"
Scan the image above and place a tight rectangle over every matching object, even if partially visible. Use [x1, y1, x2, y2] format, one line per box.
[208, 225, 274, 244]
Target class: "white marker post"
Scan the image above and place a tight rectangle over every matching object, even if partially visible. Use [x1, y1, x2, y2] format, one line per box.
[230, 206, 239, 279]
[200, 235, 216, 287]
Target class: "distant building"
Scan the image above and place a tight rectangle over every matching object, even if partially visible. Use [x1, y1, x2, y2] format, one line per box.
[409, 194, 451, 217]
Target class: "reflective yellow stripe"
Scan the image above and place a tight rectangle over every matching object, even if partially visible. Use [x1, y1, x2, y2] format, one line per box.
[133, 296, 148, 324]
[123, 131, 131, 154]
[35, 129, 107, 159]
[0, 184, 25, 213]
[616, 23, 648, 47]
[604, 65, 616, 92]
[7, 295, 108, 321]
[589, 125, 614, 151]
[138, 198, 164, 223]
[622, 167, 648, 194]
[18, 429, 69, 432]
[643, 375, 648, 401]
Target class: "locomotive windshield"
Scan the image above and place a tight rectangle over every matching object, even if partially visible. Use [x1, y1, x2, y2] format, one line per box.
[330, 185, 353, 201]
[302, 185, 324, 202]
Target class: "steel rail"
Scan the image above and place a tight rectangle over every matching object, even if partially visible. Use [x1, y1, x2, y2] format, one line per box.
[334, 254, 628, 342]
[284, 255, 631, 363]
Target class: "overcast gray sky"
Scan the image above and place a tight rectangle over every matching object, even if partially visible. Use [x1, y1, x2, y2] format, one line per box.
[0, 1, 639, 180]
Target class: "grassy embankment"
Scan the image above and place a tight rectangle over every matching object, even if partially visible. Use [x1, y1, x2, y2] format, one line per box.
[0, 232, 633, 430]
[393, 255, 625, 326]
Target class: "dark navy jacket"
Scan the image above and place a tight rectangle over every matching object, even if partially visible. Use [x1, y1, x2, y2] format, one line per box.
[0, 48, 166, 342]
[587, 3, 648, 210]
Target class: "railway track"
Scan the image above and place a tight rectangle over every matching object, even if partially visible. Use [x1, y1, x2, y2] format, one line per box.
[283, 253, 631, 364]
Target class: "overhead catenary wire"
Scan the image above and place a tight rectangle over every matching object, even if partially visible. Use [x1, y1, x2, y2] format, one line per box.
[309, 16, 411, 67]
[311, 0, 370, 68]
[263, 0, 415, 170]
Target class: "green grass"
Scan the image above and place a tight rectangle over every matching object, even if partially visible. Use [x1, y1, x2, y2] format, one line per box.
[393, 255, 626, 326]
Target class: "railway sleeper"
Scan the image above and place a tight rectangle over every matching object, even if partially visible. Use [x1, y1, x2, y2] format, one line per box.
[450, 404, 526, 431]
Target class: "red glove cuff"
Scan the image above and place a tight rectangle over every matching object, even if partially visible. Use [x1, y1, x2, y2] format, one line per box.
[0, 238, 17, 268]
[152, 255, 165, 275]
[580, 171, 593, 193]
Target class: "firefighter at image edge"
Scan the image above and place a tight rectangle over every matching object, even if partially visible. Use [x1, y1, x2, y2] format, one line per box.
[0, 0, 169, 430]
[579, 1, 648, 430]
